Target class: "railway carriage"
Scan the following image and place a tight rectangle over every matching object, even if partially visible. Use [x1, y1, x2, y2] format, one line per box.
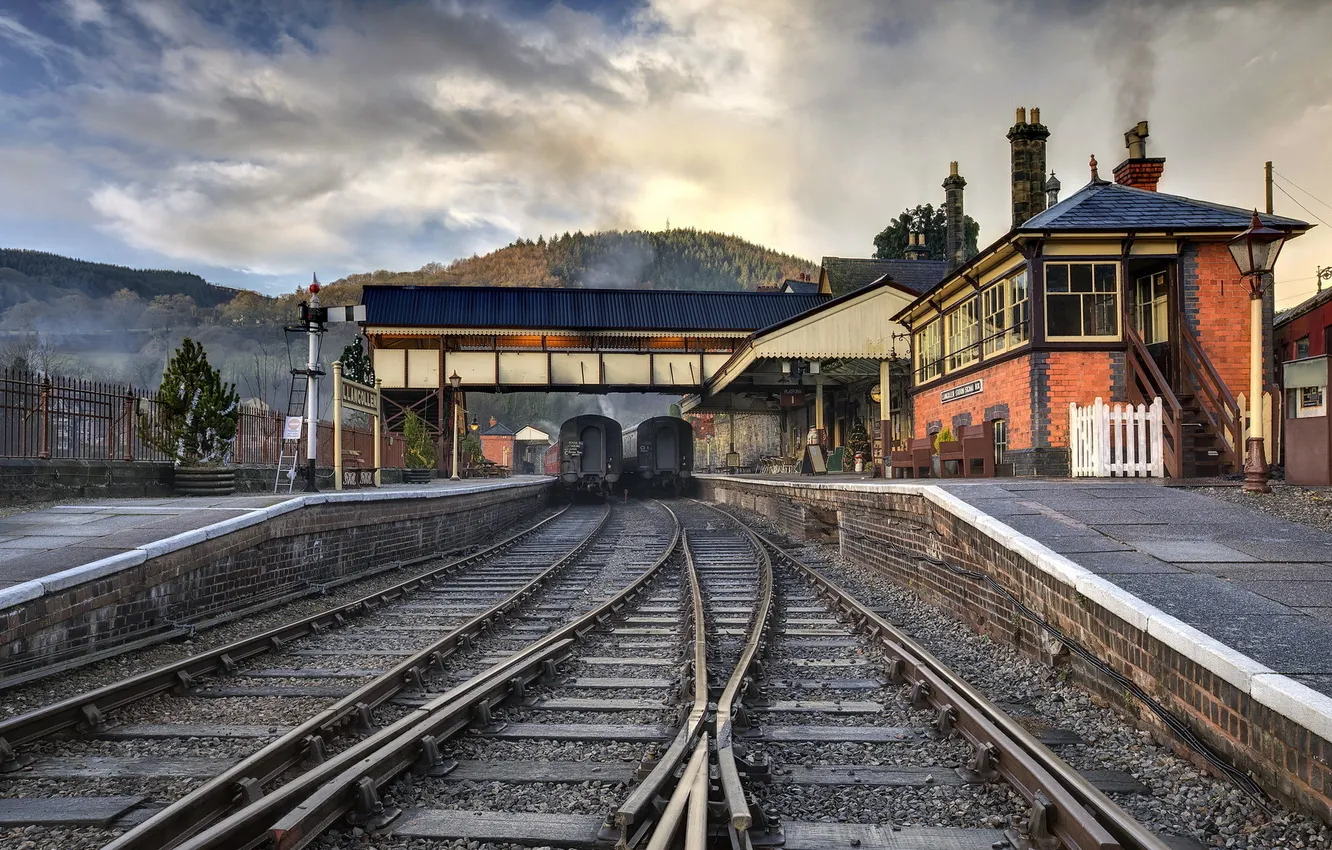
[555, 414, 623, 496]
[622, 416, 694, 495]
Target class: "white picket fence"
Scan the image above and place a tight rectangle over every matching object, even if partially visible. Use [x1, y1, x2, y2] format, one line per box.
[1069, 397, 1164, 478]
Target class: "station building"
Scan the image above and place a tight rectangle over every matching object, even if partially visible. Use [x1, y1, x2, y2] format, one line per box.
[894, 112, 1310, 477]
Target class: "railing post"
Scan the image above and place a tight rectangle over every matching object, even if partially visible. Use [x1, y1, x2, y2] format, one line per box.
[37, 377, 51, 460]
[123, 392, 135, 461]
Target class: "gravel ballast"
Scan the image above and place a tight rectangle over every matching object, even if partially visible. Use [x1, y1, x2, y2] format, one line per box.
[1191, 483, 1332, 535]
[722, 501, 1332, 850]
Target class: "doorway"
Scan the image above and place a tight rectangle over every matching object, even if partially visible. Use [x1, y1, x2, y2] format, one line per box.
[1128, 264, 1176, 388]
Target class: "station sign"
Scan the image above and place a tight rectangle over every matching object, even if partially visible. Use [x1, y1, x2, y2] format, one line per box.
[941, 380, 983, 404]
[340, 379, 379, 415]
[779, 389, 805, 408]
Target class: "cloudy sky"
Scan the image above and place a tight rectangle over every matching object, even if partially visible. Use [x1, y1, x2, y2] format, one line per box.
[2, 0, 1331, 308]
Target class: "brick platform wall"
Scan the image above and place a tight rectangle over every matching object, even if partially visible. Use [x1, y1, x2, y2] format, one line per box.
[699, 477, 1332, 824]
[0, 482, 551, 677]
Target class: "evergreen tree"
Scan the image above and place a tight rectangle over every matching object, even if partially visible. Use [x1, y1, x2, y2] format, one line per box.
[340, 335, 375, 385]
[141, 338, 240, 465]
[403, 410, 436, 470]
[872, 204, 980, 262]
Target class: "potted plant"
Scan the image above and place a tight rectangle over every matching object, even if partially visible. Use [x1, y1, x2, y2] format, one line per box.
[847, 418, 871, 473]
[403, 410, 436, 483]
[141, 338, 240, 495]
[932, 427, 956, 477]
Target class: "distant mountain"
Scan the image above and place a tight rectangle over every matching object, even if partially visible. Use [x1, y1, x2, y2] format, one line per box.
[337, 228, 818, 291]
[0, 249, 238, 310]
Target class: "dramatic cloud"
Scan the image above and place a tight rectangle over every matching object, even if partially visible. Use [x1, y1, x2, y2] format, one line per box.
[1, 0, 1330, 303]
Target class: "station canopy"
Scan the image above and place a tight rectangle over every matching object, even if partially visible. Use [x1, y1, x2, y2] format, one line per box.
[360, 282, 915, 409]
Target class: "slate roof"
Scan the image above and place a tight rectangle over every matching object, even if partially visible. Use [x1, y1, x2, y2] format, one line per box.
[1021, 180, 1310, 232]
[781, 279, 818, 295]
[362, 285, 829, 332]
[481, 420, 515, 437]
[819, 257, 947, 297]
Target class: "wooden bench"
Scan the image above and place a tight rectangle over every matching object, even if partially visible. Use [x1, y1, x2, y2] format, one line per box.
[889, 437, 933, 478]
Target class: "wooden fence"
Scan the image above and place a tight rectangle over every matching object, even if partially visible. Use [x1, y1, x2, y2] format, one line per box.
[1069, 397, 1164, 478]
[0, 368, 404, 468]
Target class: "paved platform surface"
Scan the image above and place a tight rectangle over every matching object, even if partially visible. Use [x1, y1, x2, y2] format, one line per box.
[726, 474, 1332, 696]
[0, 477, 549, 592]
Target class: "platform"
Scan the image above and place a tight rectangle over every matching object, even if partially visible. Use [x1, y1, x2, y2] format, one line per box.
[0, 476, 552, 600]
[697, 474, 1332, 818]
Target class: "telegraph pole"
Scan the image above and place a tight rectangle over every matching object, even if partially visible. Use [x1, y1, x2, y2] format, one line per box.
[1265, 161, 1274, 215]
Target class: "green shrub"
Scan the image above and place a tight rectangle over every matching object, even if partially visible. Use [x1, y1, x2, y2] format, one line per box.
[141, 338, 239, 466]
[404, 410, 436, 469]
[932, 427, 954, 454]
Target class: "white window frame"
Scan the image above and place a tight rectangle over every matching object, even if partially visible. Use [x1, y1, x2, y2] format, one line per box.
[982, 270, 1030, 357]
[1133, 271, 1169, 345]
[914, 320, 942, 383]
[1044, 261, 1121, 341]
[945, 299, 980, 373]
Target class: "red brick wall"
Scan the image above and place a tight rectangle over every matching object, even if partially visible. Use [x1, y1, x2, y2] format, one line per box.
[1191, 242, 1254, 398]
[912, 355, 1034, 448]
[909, 351, 1120, 451]
[481, 435, 514, 466]
[1042, 351, 1118, 448]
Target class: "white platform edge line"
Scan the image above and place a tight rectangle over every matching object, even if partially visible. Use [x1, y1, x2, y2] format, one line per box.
[698, 475, 1330, 743]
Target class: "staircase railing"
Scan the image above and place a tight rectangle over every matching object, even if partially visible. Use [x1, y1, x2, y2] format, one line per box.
[1124, 326, 1183, 478]
[1178, 322, 1243, 473]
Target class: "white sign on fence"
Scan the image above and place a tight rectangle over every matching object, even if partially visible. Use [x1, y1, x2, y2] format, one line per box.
[282, 416, 304, 441]
[1069, 397, 1164, 478]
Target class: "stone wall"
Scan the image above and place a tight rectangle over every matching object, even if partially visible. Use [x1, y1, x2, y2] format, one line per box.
[0, 481, 551, 677]
[698, 476, 1332, 824]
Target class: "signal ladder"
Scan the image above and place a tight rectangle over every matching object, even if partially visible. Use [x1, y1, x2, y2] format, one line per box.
[275, 370, 308, 494]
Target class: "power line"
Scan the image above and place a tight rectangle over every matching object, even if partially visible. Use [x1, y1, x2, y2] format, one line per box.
[1272, 169, 1332, 214]
[1270, 181, 1332, 230]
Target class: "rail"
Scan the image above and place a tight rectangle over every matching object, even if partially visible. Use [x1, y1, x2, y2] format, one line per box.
[169, 503, 682, 850]
[1179, 321, 1243, 468]
[91, 503, 599, 850]
[726, 507, 1172, 850]
[1124, 325, 1183, 478]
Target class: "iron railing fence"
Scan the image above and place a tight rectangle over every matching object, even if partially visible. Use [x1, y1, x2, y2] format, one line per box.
[0, 368, 404, 468]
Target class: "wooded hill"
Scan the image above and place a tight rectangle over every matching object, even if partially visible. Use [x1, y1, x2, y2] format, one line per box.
[0, 249, 237, 311]
[336, 228, 818, 291]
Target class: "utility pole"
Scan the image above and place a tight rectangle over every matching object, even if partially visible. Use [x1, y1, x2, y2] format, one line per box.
[1265, 161, 1274, 215]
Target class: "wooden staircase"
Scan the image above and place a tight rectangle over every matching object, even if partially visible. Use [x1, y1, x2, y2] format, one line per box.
[1125, 325, 1242, 479]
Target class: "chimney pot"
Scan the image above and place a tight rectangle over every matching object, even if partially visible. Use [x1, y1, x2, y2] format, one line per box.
[1030, 106, 1040, 124]
[1114, 120, 1164, 191]
[942, 164, 967, 272]
[1015, 107, 1026, 125]
[949, 160, 958, 177]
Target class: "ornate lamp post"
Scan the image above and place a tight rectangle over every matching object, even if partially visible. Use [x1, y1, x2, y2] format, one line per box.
[448, 371, 462, 481]
[1227, 211, 1289, 494]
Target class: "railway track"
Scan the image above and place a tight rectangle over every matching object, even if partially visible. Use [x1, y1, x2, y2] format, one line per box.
[0, 500, 681, 849]
[2, 497, 1192, 850]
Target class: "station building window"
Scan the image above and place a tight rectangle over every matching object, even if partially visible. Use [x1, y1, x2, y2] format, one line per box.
[1133, 271, 1169, 345]
[945, 300, 980, 372]
[1046, 262, 1119, 340]
[992, 418, 1008, 465]
[1296, 336, 1311, 359]
[981, 270, 1030, 356]
[914, 321, 942, 383]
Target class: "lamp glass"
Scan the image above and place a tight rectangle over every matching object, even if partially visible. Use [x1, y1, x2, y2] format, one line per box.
[448, 371, 461, 389]
[1227, 212, 1288, 277]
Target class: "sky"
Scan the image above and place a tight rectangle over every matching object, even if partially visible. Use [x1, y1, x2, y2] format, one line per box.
[1, 0, 1331, 309]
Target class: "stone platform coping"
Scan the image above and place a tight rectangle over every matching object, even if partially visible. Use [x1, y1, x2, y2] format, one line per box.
[0, 476, 552, 613]
[696, 474, 1332, 759]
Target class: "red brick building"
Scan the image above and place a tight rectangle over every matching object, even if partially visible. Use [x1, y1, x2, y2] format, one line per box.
[894, 112, 1311, 477]
[479, 418, 515, 468]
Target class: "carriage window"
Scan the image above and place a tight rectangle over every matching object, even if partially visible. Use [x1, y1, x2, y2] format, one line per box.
[1046, 262, 1119, 340]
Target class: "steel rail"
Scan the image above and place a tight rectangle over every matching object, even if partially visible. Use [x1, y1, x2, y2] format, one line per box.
[644, 732, 711, 850]
[176, 502, 682, 850]
[614, 523, 709, 845]
[734, 511, 1171, 850]
[101, 503, 607, 850]
[259, 503, 681, 850]
[1, 503, 575, 755]
[708, 512, 774, 835]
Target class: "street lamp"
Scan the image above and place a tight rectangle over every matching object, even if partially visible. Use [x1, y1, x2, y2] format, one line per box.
[470, 416, 479, 432]
[1227, 210, 1288, 494]
[449, 371, 462, 481]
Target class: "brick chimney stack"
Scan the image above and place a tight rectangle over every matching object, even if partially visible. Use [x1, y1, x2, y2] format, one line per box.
[943, 161, 966, 272]
[1007, 106, 1051, 228]
[1112, 120, 1165, 191]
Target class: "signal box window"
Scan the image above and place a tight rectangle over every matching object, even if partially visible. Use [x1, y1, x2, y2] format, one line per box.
[1046, 262, 1119, 340]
